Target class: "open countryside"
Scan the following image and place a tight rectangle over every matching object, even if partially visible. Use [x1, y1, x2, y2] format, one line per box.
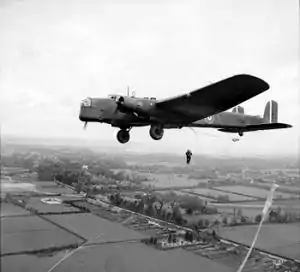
[1, 141, 300, 272]
[214, 185, 298, 199]
[183, 188, 257, 202]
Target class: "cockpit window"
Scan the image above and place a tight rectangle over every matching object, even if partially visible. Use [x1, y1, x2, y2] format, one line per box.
[108, 94, 121, 101]
[81, 97, 92, 107]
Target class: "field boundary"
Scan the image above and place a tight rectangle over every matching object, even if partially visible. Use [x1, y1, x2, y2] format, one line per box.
[0, 243, 84, 257]
[212, 187, 265, 200]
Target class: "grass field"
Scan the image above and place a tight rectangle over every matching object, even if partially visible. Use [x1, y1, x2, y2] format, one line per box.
[233, 199, 300, 214]
[143, 173, 203, 188]
[44, 213, 147, 242]
[214, 185, 296, 199]
[25, 197, 81, 213]
[1, 252, 67, 272]
[183, 188, 256, 201]
[30, 241, 233, 272]
[1, 181, 36, 192]
[155, 190, 216, 203]
[215, 206, 261, 218]
[1, 216, 83, 255]
[275, 184, 300, 193]
[0, 242, 233, 272]
[34, 181, 75, 195]
[0, 202, 31, 217]
[210, 198, 300, 218]
[220, 223, 300, 260]
[1, 167, 29, 175]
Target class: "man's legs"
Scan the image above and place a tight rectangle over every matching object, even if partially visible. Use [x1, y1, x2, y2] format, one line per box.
[187, 155, 191, 164]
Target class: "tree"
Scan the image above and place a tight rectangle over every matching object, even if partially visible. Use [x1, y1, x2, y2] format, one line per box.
[173, 205, 183, 225]
[222, 216, 228, 226]
[240, 216, 247, 223]
[144, 204, 155, 217]
[75, 182, 82, 194]
[180, 196, 204, 213]
[255, 214, 262, 223]
[203, 219, 210, 228]
[37, 159, 56, 181]
[236, 208, 243, 217]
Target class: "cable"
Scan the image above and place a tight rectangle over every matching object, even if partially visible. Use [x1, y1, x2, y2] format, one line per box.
[236, 183, 279, 272]
[47, 231, 105, 272]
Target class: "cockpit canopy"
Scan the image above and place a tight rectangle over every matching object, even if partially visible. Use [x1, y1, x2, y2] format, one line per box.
[81, 97, 92, 107]
[108, 94, 156, 101]
[108, 94, 121, 101]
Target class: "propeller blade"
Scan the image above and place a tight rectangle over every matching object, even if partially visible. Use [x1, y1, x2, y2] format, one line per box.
[83, 122, 88, 129]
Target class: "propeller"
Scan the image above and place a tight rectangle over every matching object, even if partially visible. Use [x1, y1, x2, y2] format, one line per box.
[83, 121, 88, 130]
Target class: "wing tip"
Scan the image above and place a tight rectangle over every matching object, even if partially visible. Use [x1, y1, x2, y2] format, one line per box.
[234, 74, 270, 91]
[281, 123, 293, 128]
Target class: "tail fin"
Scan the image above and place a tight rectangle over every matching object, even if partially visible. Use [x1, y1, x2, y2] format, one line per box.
[263, 100, 278, 123]
[232, 106, 245, 114]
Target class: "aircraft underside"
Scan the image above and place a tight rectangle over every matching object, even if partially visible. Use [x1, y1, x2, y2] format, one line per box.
[116, 124, 165, 144]
[114, 124, 244, 144]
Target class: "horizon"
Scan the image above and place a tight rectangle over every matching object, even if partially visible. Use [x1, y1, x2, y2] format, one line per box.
[2, 133, 299, 161]
[0, 0, 299, 157]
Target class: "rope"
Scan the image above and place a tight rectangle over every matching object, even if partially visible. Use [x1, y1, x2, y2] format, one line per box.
[236, 183, 279, 272]
[46, 231, 105, 272]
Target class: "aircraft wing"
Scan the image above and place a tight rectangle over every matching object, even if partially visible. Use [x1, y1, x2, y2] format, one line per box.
[156, 74, 269, 122]
[218, 123, 292, 133]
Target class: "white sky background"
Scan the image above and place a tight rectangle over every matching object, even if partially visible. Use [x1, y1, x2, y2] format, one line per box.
[0, 0, 299, 156]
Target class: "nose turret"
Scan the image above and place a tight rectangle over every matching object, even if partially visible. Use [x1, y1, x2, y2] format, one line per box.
[79, 97, 92, 122]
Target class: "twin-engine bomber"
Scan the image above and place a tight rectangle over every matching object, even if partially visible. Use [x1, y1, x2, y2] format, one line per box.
[79, 74, 292, 144]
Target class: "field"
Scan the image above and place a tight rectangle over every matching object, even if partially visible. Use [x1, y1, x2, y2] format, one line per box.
[1, 166, 29, 175]
[1, 216, 83, 255]
[34, 181, 76, 195]
[214, 206, 261, 218]
[9, 241, 231, 272]
[1, 253, 66, 272]
[209, 198, 300, 217]
[228, 199, 300, 215]
[0, 202, 31, 217]
[220, 223, 300, 260]
[143, 173, 204, 188]
[44, 213, 147, 242]
[214, 185, 296, 199]
[1, 181, 36, 192]
[275, 184, 300, 193]
[183, 188, 256, 201]
[155, 190, 216, 203]
[25, 197, 81, 213]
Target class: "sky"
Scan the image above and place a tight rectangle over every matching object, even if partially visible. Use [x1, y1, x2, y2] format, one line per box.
[0, 0, 299, 157]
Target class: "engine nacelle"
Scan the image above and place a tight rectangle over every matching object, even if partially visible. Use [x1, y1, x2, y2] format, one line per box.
[116, 96, 154, 115]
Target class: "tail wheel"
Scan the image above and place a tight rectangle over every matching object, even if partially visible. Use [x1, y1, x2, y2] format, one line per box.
[238, 130, 244, 137]
[149, 125, 164, 140]
[117, 129, 130, 144]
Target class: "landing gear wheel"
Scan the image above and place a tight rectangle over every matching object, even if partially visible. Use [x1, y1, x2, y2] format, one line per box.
[238, 131, 244, 137]
[117, 129, 130, 144]
[149, 125, 164, 140]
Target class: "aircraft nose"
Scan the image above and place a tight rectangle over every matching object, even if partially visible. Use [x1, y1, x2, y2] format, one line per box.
[79, 98, 91, 121]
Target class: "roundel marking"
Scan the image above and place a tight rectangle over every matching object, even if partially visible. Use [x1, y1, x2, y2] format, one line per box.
[205, 115, 215, 124]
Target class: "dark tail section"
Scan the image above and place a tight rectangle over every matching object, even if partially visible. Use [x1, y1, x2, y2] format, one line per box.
[232, 106, 245, 114]
[218, 100, 292, 134]
[263, 100, 278, 123]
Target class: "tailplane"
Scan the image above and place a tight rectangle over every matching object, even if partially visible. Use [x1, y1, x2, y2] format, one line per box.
[263, 100, 278, 123]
